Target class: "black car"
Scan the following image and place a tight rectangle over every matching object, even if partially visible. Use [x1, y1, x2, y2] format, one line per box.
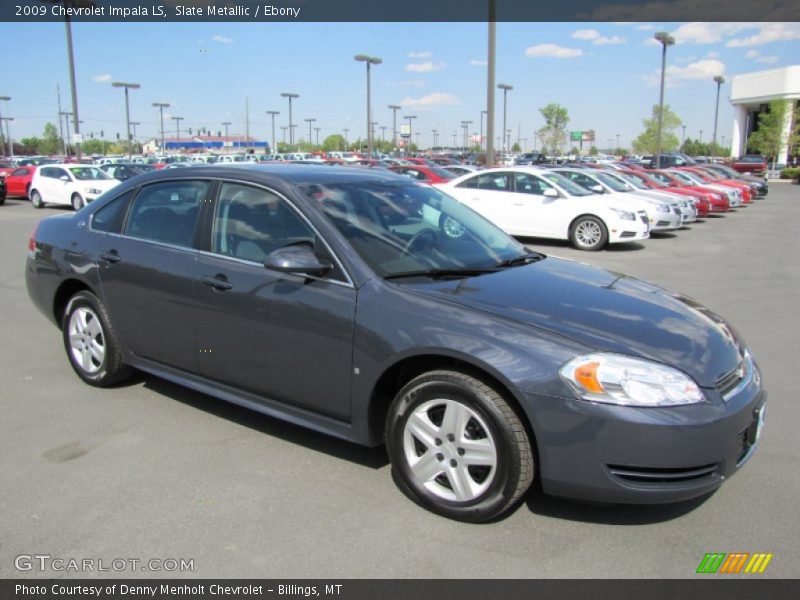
[26, 165, 766, 522]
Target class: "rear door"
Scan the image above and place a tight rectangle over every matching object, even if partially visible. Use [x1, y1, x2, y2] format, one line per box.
[506, 172, 565, 238]
[451, 171, 516, 231]
[192, 181, 356, 420]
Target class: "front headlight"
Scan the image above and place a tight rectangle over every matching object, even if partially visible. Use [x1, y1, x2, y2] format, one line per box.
[655, 203, 670, 213]
[610, 208, 635, 221]
[559, 353, 705, 407]
[86, 187, 102, 195]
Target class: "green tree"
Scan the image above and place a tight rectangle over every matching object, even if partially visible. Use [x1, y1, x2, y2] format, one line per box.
[747, 100, 800, 171]
[81, 139, 106, 155]
[511, 142, 521, 153]
[631, 104, 682, 154]
[569, 146, 580, 155]
[589, 146, 599, 156]
[321, 134, 345, 152]
[39, 123, 63, 155]
[19, 137, 42, 155]
[537, 103, 570, 156]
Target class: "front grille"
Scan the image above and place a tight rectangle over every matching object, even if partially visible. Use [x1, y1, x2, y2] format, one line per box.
[639, 212, 650, 225]
[620, 232, 636, 238]
[673, 208, 681, 215]
[656, 220, 670, 227]
[716, 361, 745, 399]
[607, 464, 719, 485]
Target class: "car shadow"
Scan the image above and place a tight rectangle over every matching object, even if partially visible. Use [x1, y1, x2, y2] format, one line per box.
[516, 237, 646, 252]
[523, 484, 714, 525]
[139, 375, 390, 470]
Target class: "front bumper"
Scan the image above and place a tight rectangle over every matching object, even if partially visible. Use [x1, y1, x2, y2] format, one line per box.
[530, 370, 766, 504]
[649, 208, 682, 231]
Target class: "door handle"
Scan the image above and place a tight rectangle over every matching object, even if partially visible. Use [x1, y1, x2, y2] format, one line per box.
[202, 275, 233, 291]
[99, 251, 122, 263]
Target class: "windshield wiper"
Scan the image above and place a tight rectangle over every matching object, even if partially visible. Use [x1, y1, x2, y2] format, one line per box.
[384, 267, 499, 280]
[494, 252, 545, 268]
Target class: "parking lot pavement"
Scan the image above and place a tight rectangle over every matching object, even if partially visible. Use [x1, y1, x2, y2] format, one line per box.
[1, 186, 798, 579]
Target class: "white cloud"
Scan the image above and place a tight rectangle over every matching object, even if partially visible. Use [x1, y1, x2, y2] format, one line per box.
[383, 80, 424, 88]
[408, 51, 432, 58]
[92, 74, 112, 83]
[211, 35, 233, 44]
[745, 49, 759, 58]
[643, 58, 726, 87]
[726, 23, 800, 47]
[671, 22, 749, 44]
[706, 50, 719, 58]
[469, 59, 488, 66]
[745, 49, 780, 64]
[571, 29, 625, 45]
[525, 44, 583, 58]
[398, 92, 459, 109]
[405, 61, 445, 72]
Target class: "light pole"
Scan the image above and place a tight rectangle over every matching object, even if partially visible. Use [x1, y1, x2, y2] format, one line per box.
[681, 125, 687, 147]
[222, 121, 231, 141]
[453, 131, 458, 148]
[616, 133, 620, 152]
[281, 126, 287, 146]
[498, 83, 513, 160]
[304, 118, 316, 148]
[280, 92, 299, 150]
[461, 120, 473, 150]
[486, 0, 496, 166]
[354, 54, 382, 157]
[130, 121, 140, 154]
[0, 117, 14, 160]
[343, 128, 349, 150]
[315, 127, 321, 147]
[171, 116, 183, 152]
[404, 115, 416, 153]
[432, 129, 438, 149]
[654, 31, 675, 169]
[480, 110, 487, 151]
[266, 110, 279, 153]
[0, 96, 10, 157]
[712, 75, 725, 155]
[152, 102, 170, 156]
[60, 111, 73, 155]
[112, 81, 140, 159]
[699, 130, 703, 142]
[388, 104, 401, 151]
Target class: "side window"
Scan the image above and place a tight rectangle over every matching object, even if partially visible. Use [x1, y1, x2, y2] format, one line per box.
[40, 167, 55, 179]
[91, 190, 133, 233]
[11, 168, 28, 177]
[457, 175, 480, 189]
[125, 180, 208, 248]
[477, 172, 511, 192]
[212, 183, 316, 264]
[53, 168, 70, 180]
[513, 173, 550, 195]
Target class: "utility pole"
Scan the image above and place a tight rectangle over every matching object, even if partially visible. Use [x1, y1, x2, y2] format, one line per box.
[245, 96, 250, 152]
[266, 110, 279, 153]
[388, 104, 401, 151]
[486, 0, 496, 166]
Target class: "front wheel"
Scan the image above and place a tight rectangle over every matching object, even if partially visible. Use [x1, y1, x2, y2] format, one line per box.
[30, 190, 44, 209]
[386, 370, 534, 522]
[62, 291, 132, 387]
[570, 215, 608, 251]
[71, 193, 85, 211]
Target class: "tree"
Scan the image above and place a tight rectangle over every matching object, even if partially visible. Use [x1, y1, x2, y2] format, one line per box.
[511, 142, 521, 153]
[537, 103, 569, 155]
[39, 123, 63, 155]
[589, 146, 599, 156]
[569, 146, 580, 155]
[747, 100, 800, 171]
[322, 134, 346, 152]
[81, 139, 106, 155]
[631, 104, 682, 154]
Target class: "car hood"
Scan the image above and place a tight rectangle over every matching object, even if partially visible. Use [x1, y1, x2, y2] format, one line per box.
[408, 257, 743, 387]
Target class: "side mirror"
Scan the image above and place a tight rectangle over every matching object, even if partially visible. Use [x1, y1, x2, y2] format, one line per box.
[265, 244, 332, 277]
[543, 188, 559, 198]
[589, 184, 604, 194]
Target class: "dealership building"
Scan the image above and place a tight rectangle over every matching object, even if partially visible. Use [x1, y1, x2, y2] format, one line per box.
[729, 65, 799, 162]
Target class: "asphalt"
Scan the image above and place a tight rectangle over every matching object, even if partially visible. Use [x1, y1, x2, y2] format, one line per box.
[0, 183, 798, 579]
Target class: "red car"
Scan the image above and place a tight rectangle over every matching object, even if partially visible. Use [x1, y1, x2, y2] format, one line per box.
[3, 166, 35, 198]
[650, 170, 731, 212]
[731, 155, 768, 176]
[676, 167, 753, 203]
[618, 167, 711, 216]
[389, 165, 456, 184]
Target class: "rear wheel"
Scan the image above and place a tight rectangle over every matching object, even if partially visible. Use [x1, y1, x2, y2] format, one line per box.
[386, 370, 534, 522]
[30, 190, 44, 209]
[71, 193, 85, 211]
[570, 215, 608, 251]
[62, 291, 132, 387]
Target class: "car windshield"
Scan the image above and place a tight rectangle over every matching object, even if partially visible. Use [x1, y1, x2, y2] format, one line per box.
[541, 171, 593, 196]
[69, 167, 111, 180]
[299, 181, 529, 278]
[427, 166, 456, 179]
[710, 165, 738, 178]
[612, 172, 648, 190]
[594, 172, 631, 192]
[738, 156, 764, 163]
[670, 171, 700, 185]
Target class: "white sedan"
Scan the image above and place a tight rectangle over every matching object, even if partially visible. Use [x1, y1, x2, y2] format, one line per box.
[435, 167, 651, 251]
[29, 165, 120, 210]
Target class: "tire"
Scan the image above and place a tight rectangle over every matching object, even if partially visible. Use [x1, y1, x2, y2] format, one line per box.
[569, 215, 608, 251]
[25, 183, 31, 199]
[30, 189, 44, 209]
[61, 290, 132, 387]
[71, 193, 85, 211]
[386, 370, 534, 523]
[0, 195, 5, 206]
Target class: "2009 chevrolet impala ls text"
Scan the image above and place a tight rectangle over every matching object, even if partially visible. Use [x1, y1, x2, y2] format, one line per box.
[25, 165, 766, 522]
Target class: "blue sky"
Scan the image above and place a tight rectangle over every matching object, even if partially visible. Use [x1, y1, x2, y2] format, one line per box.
[1, 21, 798, 151]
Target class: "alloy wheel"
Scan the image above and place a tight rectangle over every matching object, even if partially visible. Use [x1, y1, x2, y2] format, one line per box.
[67, 307, 105, 374]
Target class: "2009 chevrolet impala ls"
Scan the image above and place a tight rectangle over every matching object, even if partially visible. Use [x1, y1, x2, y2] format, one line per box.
[26, 165, 765, 522]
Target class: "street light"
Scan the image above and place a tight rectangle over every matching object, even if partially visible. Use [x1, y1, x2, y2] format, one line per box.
[388, 104, 401, 151]
[60, 111, 73, 155]
[112, 81, 140, 158]
[130, 121, 140, 153]
[654, 31, 675, 169]
[480, 110, 487, 151]
[0, 96, 10, 157]
[152, 102, 170, 156]
[681, 124, 686, 146]
[432, 129, 438, 149]
[304, 118, 316, 147]
[343, 128, 349, 150]
[712, 75, 726, 155]
[171, 116, 183, 152]
[280, 92, 299, 150]
[354, 54, 382, 157]
[497, 83, 513, 160]
[461, 120, 473, 150]
[0, 116, 14, 160]
[266, 110, 279, 153]
[404, 115, 417, 153]
[315, 127, 321, 147]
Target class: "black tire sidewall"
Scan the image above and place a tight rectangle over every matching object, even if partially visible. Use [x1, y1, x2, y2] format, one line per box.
[386, 376, 522, 521]
[62, 292, 113, 385]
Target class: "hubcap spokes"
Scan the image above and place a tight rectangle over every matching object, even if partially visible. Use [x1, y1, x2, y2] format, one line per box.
[403, 399, 497, 502]
[577, 222, 601, 245]
[68, 307, 105, 374]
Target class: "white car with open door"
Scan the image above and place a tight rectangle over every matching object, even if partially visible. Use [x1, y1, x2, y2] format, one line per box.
[29, 164, 120, 211]
[434, 167, 651, 251]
